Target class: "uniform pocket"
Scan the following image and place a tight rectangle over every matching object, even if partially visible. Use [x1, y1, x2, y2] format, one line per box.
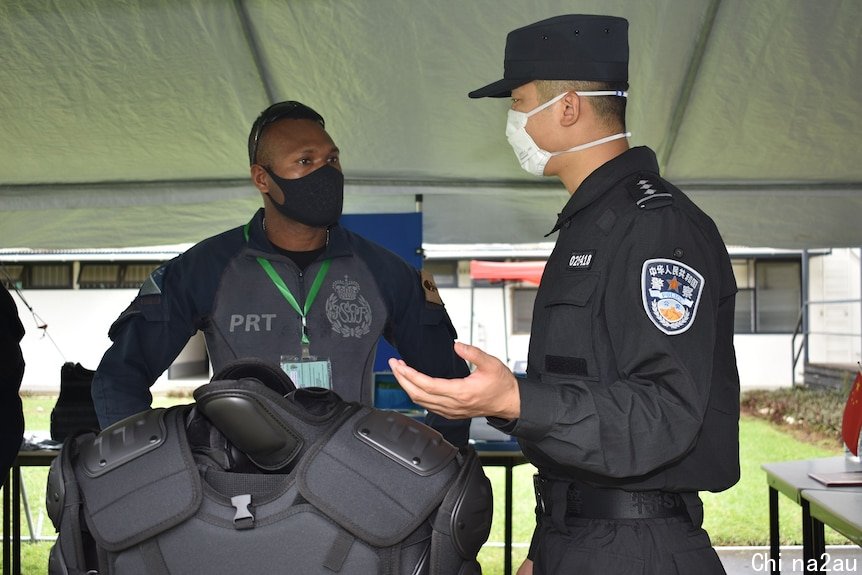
[421, 304, 458, 339]
[541, 273, 600, 377]
[543, 273, 600, 306]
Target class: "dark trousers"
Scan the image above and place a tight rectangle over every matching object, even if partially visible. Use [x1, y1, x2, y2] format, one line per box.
[532, 514, 725, 574]
[531, 487, 725, 575]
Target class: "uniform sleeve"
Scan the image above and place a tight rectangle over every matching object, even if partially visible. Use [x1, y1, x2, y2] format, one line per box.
[91, 261, 200, 428]
[378, 258, 472, 447]
[508, 208, 726, 479]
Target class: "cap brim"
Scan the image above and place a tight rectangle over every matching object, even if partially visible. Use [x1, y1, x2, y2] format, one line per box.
[468, 77, 531, 99]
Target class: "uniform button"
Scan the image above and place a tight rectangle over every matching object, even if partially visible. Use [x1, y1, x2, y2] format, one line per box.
[673, 248, 684, 258]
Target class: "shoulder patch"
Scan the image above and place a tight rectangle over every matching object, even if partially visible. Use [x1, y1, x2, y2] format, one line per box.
[641, 259, 704, 335]
[420, 269, 444, 306]
[138, 267, 166, 296]
[627, 174, 673, 210]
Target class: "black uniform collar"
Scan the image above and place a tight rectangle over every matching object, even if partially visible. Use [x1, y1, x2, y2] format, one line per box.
[547, 146, 660, 236]
[244, 208, 353, 261]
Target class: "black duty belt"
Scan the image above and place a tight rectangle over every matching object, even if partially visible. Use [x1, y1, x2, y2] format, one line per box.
[533, 475, 689, 521]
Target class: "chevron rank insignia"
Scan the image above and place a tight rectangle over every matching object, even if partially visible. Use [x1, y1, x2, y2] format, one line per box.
[628, 174, 673, 209]
[641, 258, 704, 335]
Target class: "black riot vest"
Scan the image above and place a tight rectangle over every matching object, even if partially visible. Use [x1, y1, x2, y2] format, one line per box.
[47, 361, 493, 575]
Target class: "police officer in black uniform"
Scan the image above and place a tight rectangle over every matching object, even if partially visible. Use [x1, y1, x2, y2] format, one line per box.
[389, 14, 740, 575]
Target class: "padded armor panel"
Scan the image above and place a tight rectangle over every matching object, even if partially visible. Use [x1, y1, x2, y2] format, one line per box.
[444, 451, 493, 558]
[74, 408, 201, 551]
[196, 383, 303, 471]
[298, 405, 460, 547]
[78, 408, 166, 478]
[354, 409, 457, 476]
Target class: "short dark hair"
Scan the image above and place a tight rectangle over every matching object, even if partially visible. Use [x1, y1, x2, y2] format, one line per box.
[535, 80, 627, 131]
[248, 101, 325, 165]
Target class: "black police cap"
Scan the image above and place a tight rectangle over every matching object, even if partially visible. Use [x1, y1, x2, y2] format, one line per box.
[469, 14, 629, 99]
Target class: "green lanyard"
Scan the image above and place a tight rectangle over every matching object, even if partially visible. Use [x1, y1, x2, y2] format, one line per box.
[244, 221, 331, 348]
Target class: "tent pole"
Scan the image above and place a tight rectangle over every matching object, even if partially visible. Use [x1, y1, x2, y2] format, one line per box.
[501, 282, 509, 367]
[234, 0, 278, 104]
[469, 282, 475, 347]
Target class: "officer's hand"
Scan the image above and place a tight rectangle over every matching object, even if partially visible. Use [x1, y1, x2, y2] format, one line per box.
[516, 559, 533, 575]
[388, 342, 520, 420]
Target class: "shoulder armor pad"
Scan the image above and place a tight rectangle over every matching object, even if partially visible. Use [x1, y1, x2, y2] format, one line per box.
[79, 408, 167, 478]
[627, 173, 674, 210]
[355, 410, 456, 476]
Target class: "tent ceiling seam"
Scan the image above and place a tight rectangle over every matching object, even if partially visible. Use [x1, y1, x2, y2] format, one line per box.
[234, 0, 276, 105]
[658, 0, 722, 170]
[1, 179, 860, 194]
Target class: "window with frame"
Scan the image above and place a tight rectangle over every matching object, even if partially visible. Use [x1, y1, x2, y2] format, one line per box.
[77, 262, 160, 289]
[29, 264, 72, 289]
[755, 260, 801, 332]
[731, 258, 801, 333]
[0, 264, 24, 290]
[78, 263, 121, 289]
[512, 287, 537, 334]
[122, 263, 160, 288]
[423, 260, 458, 288]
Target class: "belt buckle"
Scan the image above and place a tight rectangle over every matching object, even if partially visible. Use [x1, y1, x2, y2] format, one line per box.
[532, 475, 546, 515]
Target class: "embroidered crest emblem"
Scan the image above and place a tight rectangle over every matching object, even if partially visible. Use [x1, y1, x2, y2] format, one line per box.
[325, 276, 372, 338]
[641, 259, 704, 335]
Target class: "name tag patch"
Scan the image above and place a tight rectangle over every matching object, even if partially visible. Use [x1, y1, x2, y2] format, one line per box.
[568, 250, 595, 270]
[641, 258, 704, 335]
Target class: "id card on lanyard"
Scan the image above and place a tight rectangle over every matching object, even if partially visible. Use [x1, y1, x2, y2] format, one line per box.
[245, 221, 333, 390]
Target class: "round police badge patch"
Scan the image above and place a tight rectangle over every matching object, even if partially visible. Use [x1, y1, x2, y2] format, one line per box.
[641, 258, 704, 335]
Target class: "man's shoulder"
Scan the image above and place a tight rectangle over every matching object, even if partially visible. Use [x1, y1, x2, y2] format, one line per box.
[179, 224, 247, 263]
[155, 224, 248, 289]
[337, 227, 412, 267]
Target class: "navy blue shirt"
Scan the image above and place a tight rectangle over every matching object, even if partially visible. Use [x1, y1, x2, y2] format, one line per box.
[92, 209, 470, 445]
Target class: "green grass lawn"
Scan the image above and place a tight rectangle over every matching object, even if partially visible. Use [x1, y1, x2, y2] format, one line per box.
[5, 395, 847, 575]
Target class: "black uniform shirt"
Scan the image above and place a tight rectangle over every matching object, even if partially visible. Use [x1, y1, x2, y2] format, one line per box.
[493, 146, 740, 492]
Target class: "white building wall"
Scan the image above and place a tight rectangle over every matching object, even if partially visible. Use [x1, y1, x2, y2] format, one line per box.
[733, 334, 794, 389]
[440, 286, 795, 390]
[807, 248, 861, 367]
[10, 249, 859, 395]
[12, 288, 200, 393]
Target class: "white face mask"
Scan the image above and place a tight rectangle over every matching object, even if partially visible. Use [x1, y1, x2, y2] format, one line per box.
[505, 90, 631, 176]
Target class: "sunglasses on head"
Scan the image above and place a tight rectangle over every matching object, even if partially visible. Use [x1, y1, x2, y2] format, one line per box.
[248, 101, 324, 165]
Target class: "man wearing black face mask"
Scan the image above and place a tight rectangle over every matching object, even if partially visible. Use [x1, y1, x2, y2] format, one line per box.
[91, 101, 471, 447]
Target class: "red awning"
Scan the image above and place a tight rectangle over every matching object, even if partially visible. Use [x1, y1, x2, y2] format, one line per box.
[469, 260, 546, 285]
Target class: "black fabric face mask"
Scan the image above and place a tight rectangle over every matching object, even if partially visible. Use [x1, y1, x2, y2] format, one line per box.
[264, 164, 344, 228]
